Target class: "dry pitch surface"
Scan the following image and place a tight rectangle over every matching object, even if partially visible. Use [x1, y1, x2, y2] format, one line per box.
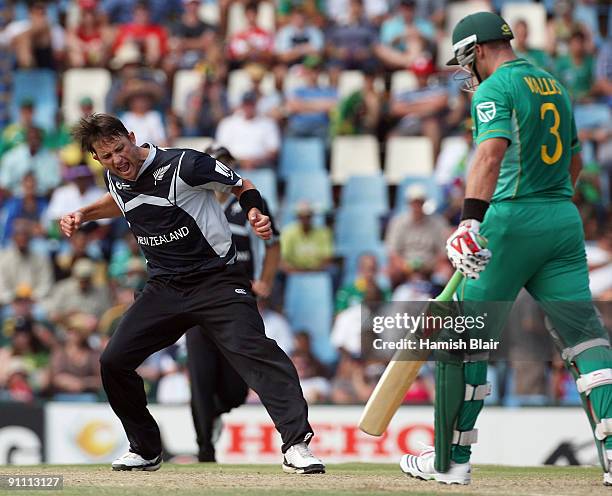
[0, 463, 607, 496]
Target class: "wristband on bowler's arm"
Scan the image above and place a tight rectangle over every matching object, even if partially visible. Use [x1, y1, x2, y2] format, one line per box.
[239, 188, 264, 214]
[460, 198, 490, 223]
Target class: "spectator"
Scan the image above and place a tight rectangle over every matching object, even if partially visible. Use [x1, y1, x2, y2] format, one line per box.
[243, 63, 284, 121]
[215, 91, 280, 169]
[120, 83, 168, 146]
[5, 0, 65, 69]
[546, 0, 594, 57]
[0, 99, 35, 157]
[376, 0, 434, 70]
[49, 312, 101, 400]
[109, 234, 147, 280]
[227, 1, 274, 68]
[330, 352, 372, 403]
[293, 330, 327, 376]
[554, 29, 595, 102]
[291, 350, 330, 403]
[183, 73, 229, 137]
[66, 0, 111, 67]
[44, 258, 112, 323]
[167, 0, 216, 71]
[434, 118, 474, 188]
[512, 19, 552, 71]
[274, 6, 324, 67]
[52, 228, 107, 284]
[326, 0, 378, 71]
[280, 202, 334, 273]
[335, 253, 390, 313]
[44, 165, 108, 234]
[0, 360, 34, 402]
[389, 55, 448, 160]
[100, 0, 183, 25]
[1, 173, 48, 246]
[385, 184, 449, 286]
[156, 354, 190, 404]
[0, 126, 61, 198]
[285, 55, 338, 140]
[391, 266, 434, 300]
[112, 1, 168, 68]
[0, 220, 53, 305]
[593, 36, 612, 103]
[330, 66, 381, 136]
[257, 297, 294, 355]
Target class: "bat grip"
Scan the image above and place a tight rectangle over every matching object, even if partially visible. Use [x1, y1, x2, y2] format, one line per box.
[436, 271, 464, 301]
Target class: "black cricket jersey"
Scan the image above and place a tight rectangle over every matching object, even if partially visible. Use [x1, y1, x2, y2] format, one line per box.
[221, 196, 279, 280]
[105, 144, 242, 277]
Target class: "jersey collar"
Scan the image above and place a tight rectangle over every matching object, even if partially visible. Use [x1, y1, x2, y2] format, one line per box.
[136, 143, 157, 180]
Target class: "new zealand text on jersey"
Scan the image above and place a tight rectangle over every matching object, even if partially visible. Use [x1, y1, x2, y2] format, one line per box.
[137, 226, 190, 247]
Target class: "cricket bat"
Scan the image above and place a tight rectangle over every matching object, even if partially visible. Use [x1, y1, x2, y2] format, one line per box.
[358, 271, 464, 436]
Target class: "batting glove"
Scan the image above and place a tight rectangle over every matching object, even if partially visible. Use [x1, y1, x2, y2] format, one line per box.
[446, 219, 492, 280]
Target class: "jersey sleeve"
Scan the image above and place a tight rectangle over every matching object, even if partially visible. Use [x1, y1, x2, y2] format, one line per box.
[180, 150, 242, 192]
[471, 82, 513, 145]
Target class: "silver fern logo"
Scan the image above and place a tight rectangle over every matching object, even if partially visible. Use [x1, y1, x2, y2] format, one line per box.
[153, 164, 171, 185]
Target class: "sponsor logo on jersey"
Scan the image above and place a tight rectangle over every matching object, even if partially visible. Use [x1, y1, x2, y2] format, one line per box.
[136, 226, 190, 247]
[215, 160, 233, 179]
[153, 164, 172, 185]
[235, 288, 247, 294]
[115, 181, 131, 190]
[476, 102, 496, 123]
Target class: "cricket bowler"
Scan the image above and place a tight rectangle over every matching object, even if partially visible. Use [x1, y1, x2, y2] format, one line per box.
[59, 113, 325, 474]
[400, 12, 612, 485]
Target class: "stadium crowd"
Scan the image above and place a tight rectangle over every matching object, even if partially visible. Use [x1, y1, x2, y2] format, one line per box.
[0, 0, 610, 408]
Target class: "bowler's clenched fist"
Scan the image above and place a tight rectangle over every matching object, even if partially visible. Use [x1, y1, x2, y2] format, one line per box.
[59, 211, 84, 238]
[249, 209, 272, 240]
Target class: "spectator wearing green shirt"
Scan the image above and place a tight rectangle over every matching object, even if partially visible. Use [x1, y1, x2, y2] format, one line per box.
[335, 253, 390, 313]
[280, 201, 333, 272]
[512, 19, 551, 71]
[0, 99, 35, 157]
[554, 29, 595, 102]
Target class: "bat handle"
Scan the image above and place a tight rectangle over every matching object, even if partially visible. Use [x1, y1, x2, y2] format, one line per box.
[436, 271, 464, 301]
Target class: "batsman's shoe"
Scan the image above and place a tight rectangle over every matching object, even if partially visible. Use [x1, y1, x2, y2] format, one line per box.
[112, 451, 162, 471]
[605, 472, 612, 486]
[400, 447, 471, 485]
[282, 442, 325, 474]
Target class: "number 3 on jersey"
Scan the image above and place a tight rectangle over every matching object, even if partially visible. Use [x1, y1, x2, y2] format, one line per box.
[540, 102, 563, 165]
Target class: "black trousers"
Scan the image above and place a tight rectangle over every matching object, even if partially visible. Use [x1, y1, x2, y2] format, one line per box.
[186, 326, 248, 461]
[100, 263, 312, 459]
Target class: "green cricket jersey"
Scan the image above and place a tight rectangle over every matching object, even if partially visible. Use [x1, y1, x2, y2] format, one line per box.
[471, 58, 581, 202]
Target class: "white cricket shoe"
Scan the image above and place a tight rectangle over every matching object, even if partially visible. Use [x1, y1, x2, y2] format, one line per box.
[400, 446, 471, 485]
[604, 472, 612, 486]
[112, 451, 163, 471]
[282, 442, 325, 474]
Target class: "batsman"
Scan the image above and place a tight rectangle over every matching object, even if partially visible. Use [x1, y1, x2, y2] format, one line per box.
[400, 12, 612, 485]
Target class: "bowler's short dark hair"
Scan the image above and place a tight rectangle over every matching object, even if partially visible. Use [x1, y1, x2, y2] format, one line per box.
[72, 113, 130, 154]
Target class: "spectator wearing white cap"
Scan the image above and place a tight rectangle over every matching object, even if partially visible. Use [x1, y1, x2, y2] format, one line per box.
[384, 184, 449, 287]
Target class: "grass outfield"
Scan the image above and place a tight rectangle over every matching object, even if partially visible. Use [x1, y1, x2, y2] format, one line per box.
[0, 463, 607, 496]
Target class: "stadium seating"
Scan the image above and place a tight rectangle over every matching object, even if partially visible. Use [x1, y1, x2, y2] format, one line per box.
[11, 70, 57, 131]
[172, 70, 202, 116]
[384, 136, 434, 184]
[62, 68, 111, 124]
[390, 71, 418, 96]
[284, 170, 333, 213]
[238, 168, 279, 215]
[446, 0, 492, 34]
[279, 137, 326, 179]
[227, 1, 276, 36]
[330, 135, 381, 184]
[199, 1, 220, 25]
[284, 272, 337, 363]
[340, 174, 389, 214]
[334, 205, 383, 256]
[502, 3, 547, 50]
[172, 136, 214, 152]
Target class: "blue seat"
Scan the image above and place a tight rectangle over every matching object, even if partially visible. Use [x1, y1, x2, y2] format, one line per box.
[334, 206, 382, 256]
[279, 137, 326, 179]
[11, 70, 58, 130]
[340, 175, 388, 214]
[238, 168, 278, 215]
[394, 176, 444, 213]
[284, 272, 337, 364]
[284, 170, 332, 213]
